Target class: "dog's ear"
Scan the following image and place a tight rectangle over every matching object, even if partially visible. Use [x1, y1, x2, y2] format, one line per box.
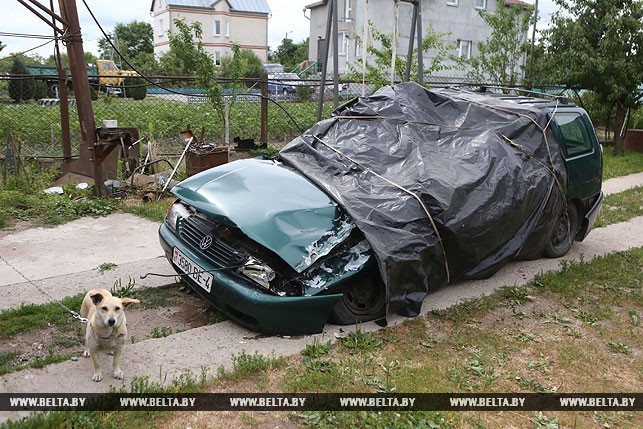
[90, 291, 105, 305]
[120, 298, 140, 307]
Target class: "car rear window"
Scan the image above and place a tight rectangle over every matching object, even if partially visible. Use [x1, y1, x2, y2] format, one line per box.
[553, 112, 593, 158]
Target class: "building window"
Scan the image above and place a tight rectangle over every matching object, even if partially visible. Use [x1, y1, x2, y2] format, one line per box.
[458, 40, 472, 59]
[214, 20, 221, 36]
[344, 0, 352, 21]
[225, 21, 230, 37]
[158, 19, 164, 36]
[214, 51, 221, 65]
[447, 0, 458, 6]
[338, 32, 346, 55]
[475, 0, 487, 9]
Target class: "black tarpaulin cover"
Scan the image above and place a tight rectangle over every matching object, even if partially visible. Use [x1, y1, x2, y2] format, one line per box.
[279, 83, 567, 317]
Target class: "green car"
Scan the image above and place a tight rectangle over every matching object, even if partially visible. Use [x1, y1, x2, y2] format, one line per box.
[158, 84, 602, 335]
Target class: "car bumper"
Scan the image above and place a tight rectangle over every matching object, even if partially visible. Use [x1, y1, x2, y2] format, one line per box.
[158, 223, 342, 335]
[577, 191, 603, 241]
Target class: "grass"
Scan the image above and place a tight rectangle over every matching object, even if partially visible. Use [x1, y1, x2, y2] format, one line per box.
[602, 148, 643, 180]
[0, 166, 117, 228]
[0, 96, 336, 157]
[1, 252, 640, 427]
[120, 197, 173, 223]
[0, 283, 223, 377]
[595, 186, 643, 227]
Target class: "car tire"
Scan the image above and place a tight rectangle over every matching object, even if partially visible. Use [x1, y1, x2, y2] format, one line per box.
[328, 275, 386, 325]
[545, 202, 579, 258]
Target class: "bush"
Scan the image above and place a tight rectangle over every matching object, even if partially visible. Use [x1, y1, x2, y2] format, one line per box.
[89, 84, 98, 101]
[8, 58, 34, 102]
[630, 105, 643, 129]
[296, 85, 314, 102]
[32, 80, 47, 100]
[124, 77, 147, 100]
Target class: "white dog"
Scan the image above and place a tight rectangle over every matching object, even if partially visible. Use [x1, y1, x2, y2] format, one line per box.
[80, 288, 140, 382]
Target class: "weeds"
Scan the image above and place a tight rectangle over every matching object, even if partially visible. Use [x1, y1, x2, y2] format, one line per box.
[217, 350, 286, 380]
[301, 337, 332, 359]
[340, 329, 382, 353]
[607, 342, 632, 355]
[110, 277, 137, 298]
[151, 326, 172, 338]
[98, 262, 118, 272]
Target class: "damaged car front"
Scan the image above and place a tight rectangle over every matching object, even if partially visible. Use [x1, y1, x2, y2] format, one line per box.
[158, 157, 386, 335]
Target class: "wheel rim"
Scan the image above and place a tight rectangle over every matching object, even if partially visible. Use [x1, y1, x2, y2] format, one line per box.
[551, 212, 570, 250]
[341, 281, 385, 317]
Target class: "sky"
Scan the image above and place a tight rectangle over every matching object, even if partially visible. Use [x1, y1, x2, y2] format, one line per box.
[1, 0, 555, 62]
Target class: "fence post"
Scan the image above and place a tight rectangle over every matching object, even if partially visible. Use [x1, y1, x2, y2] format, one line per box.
[260, 73, 268, 145]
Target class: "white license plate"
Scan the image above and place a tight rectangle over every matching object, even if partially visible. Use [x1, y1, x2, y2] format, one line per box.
[172, 247, 213, 293]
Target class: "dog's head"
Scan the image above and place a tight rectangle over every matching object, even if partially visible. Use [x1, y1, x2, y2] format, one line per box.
[90, 291, 140, 329]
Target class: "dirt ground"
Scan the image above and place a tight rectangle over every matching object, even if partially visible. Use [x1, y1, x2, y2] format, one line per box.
[0, 288, 215, 371]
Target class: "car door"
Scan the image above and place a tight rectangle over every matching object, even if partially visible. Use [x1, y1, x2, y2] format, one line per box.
[550, 109, 603, 202]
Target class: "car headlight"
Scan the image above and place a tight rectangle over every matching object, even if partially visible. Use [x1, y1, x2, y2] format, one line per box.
[239, 257, 276, 290]
[165, 201, 190, 232]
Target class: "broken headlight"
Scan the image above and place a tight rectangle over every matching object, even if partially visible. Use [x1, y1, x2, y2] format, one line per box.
[165, 201, 190, 232]
[239, 257, 276, 290]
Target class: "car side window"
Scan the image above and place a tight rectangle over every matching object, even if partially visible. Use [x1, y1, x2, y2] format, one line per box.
[553, 112, 593, 158]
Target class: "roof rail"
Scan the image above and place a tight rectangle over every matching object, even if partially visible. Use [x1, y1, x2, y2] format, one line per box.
[474, 85, 569, 104]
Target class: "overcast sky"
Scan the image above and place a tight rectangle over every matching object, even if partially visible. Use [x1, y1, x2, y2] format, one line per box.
[1, 0, 555, 61]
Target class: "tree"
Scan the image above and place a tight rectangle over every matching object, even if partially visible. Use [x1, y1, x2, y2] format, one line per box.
[544, 0, 642, 156]
[45, 52, 99, 67]
[220, 48, 262, 81]
[465, 1, 533, 86]
[347, 22, 456, 89]
[8, 57, 34, 102]
[98, 21, 154, 70]
[273, 37, 309, 71]
[168, 19, 245, 144]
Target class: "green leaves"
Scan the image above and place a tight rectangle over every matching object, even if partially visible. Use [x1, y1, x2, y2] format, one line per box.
[466, 1, 533, 86]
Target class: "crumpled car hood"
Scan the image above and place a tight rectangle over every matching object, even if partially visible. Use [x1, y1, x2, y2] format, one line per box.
[171, 158, 353, 272]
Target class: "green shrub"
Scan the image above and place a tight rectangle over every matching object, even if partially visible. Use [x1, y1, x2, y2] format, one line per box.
[89, 84, 98, 101]
[124, 77, 147, 100]
[8, 58, 34, 102]
[32, 81, 47, 100]
[296, 85, 314, 102]
[630, 105, 643, 129]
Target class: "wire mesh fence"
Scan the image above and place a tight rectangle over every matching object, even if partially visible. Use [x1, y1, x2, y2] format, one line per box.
[1, 74, 563, 160]
[0, 75, 384, 159]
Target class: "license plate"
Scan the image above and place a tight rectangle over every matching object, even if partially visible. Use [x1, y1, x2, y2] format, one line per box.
[172, 247, 213, 293]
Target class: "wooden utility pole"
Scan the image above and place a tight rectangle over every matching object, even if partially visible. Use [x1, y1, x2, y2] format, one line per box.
[18, 0, 108, 195]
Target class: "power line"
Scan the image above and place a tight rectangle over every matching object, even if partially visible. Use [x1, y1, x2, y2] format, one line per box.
[0, 32, 58, 40]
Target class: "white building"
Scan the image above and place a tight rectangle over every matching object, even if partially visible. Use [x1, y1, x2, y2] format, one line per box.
[306, 0, 529, 80]
[151, 0, 271, 63]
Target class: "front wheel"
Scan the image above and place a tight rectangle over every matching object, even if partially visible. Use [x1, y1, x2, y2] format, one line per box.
[328, 275, 386, 325]
[545, 203, 579, 258]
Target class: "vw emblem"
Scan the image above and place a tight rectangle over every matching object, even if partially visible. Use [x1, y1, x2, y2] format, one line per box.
[199, 235, 213, 250]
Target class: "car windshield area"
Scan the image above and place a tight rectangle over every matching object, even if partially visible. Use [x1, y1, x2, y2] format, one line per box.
[269, 73, 301, 81]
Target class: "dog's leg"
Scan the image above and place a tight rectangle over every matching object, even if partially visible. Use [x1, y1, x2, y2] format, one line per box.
[90, 352, 103, 382]
[83, 338, 90, 358]
[112, 348, 124, 380]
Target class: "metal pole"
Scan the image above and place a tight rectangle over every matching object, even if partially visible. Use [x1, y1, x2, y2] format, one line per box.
[332, 0, 339, 108]
[260, 73, 268, 144]
[159, 137, 193, 199]
[391, 1, 398, 85]
[416, 1, 423, 85]
[317, 0, 334, 121]
[58, 0, 99, 193]
[51, 0, 71, 165]
[405, 1, 418, 82]
[529, 0, 539, 87]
